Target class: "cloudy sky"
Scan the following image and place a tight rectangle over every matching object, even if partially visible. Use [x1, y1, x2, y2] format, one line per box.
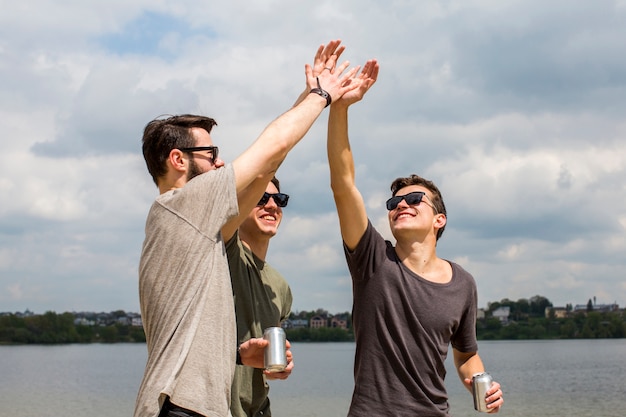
[1, 1, 625, 316]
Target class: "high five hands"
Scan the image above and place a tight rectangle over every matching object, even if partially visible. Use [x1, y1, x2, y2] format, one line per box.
[305, 39, 379, 107]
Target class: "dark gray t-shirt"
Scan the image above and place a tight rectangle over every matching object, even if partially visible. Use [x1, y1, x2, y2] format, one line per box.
[345, 221, 478, 417]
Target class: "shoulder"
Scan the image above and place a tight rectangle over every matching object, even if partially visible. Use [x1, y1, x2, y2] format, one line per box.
[264, 262, 289, 284]
[352, 220, 388, 249]
[448, 260, 471, 276]
[448, 261, 477, 285]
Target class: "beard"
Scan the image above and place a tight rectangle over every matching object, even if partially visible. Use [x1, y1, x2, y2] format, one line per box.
[186, 157, 204, 182]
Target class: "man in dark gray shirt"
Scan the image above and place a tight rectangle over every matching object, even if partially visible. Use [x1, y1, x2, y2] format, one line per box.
[326, 60, 504, 416]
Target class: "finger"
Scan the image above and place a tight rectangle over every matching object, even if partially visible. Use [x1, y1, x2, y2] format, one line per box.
[313, 46, 325, 68]
[314, 44, 324, 59]
[371, 63, 380, 80]
[334, 60, 351, 76]
[361, 60, 378, 79]
[250, 340, 268, 350]
[325, 55, 339, 71]
[322, 39, 341, 58]
[487, 382, 501, 395]
[319, 43, 335, 65]
[333, 45, 346, 62]
[339, 65, 361, 84]
[362, 60, 376, 76]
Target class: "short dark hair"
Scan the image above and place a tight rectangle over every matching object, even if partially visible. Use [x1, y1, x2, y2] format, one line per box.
[390, 174, 447, 240]
[270, 176, 280, 192]
[142, 114, 218, 185]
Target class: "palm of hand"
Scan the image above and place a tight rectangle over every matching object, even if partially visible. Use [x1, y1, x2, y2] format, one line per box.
[338, 62, 378, 104]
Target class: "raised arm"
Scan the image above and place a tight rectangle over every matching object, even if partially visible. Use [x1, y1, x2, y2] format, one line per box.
[222, 40, 360, 240]
[327, 59, 379, 250]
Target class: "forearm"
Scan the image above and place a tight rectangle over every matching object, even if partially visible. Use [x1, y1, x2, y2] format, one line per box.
[454, 350, 485, 391]
[327, 103, 355, 194]
[327, 103, 368, 249]
[233, 92, 327, 193]
[292, 87, 311, 108]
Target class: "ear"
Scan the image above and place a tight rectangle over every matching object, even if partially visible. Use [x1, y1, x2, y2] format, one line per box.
[433, 213, 447, 230]
[168, 149, 187, 173]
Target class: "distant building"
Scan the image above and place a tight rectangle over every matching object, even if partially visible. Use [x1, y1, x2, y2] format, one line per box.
[330, 315, 348, 330]
[74, 317, 95, 326]
[15, 309, 35, 318]
[573, 303, 619, 313]
[117, 316, 130, 326]
[282, 319, 308, 329]
[477, 309, 486, 320]
[492, 307, 510, 324]
[545, 307, 568, 319]
[310, 315, 327, 328]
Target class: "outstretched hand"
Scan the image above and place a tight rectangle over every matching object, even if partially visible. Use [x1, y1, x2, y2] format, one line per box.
[311, 40, 345, 77]
[304, 39, 363, 105]
[293, 39, 347, 107]
[333, 59, 379, 107]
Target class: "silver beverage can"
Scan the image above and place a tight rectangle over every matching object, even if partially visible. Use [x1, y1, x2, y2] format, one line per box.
[263, 327, 287, 372]
[472, 372, 493, 412]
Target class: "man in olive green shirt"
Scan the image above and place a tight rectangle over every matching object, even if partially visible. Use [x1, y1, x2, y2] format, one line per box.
[225, 177, 293, 417]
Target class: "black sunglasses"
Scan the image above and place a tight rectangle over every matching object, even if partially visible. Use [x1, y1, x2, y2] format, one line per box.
[179, 146, 219, 164]
[257, 192, 289, 208]
[386, 191, 426, 211]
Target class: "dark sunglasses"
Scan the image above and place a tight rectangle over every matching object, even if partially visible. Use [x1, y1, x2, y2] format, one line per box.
[257, 192, 289, 208]
[386, 191, 426, 211]
[179, 146, 219, 164]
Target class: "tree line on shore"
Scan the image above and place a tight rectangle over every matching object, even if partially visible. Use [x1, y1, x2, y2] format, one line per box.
[1, 295, 625, 344]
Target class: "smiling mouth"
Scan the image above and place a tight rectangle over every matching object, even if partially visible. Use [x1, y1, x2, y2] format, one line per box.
[394, 212, 414, 221]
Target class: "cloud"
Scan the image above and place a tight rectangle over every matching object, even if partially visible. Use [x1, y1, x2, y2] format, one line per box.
[1, 0, 625, 314]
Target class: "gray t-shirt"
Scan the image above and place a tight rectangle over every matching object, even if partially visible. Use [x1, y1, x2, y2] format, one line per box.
[135, 165, 238, 417]
[345, 221, 478, 417]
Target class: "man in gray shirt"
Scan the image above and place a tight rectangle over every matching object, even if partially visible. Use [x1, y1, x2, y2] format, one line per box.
[135, 40, 362, 417]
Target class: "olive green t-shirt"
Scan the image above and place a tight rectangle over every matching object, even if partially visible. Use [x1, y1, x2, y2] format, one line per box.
[226, 232, 292, 417]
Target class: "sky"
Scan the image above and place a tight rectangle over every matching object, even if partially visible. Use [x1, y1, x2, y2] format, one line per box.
[1, 0, 625, 315]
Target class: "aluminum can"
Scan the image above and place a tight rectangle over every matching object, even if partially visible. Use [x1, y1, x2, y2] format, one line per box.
[472, 372, 493, 412]
[263, 327, 286, 372]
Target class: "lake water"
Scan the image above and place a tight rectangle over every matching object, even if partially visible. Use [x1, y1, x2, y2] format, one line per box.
[1, 339, 625, 416]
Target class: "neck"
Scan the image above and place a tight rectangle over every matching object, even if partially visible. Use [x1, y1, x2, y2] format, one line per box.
[394, 240, 438, 272]
[394, 237, 450, 283]
[158, 171, 187, 195]
[239, 231, 271, 261]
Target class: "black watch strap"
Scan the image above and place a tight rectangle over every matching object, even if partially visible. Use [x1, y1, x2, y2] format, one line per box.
[236, 346, 243, 365]
[310, 87, 331, 107]
[309, 77, 332, 107]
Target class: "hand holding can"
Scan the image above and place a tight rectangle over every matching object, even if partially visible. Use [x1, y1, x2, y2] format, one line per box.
[472, 372, 493, 412]
[263, 327, 287, 372]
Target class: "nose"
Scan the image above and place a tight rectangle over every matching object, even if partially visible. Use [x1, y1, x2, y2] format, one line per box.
[264, 196, 279, 208]
[396, 197, 410, 209]
[214, 156, 225, 168]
